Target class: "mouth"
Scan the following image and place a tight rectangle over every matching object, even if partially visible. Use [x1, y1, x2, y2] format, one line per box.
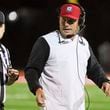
[63, 28, 71, 33]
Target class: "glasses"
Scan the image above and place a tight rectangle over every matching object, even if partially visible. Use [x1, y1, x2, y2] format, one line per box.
[62, 17, 76, 25]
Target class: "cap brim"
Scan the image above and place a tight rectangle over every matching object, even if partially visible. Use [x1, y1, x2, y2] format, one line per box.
[61, 14, 78, 20]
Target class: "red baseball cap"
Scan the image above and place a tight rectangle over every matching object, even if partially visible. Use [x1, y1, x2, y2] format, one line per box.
[60, 4, 81, 20]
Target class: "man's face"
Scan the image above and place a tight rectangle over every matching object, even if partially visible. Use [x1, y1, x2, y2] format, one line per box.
[59, 16, 79, 38]
[0, 24, 5, 40]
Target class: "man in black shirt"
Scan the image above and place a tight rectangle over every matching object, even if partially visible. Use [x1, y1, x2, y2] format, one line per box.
[25, 3, 110, 110]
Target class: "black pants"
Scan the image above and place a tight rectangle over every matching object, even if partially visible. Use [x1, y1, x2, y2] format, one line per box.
[0, 103, 4, 110]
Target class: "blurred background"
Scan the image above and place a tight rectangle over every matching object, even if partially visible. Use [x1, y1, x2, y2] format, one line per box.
[1, 0, 110, 110]
[0, 0, 110, 71]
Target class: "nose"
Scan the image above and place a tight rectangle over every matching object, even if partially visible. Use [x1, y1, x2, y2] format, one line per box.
[64, 20, 70, 26]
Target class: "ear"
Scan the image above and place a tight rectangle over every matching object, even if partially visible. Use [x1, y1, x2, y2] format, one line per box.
[2, 24, 5, 33]
[77, 26, 80, 31]
[76, 26, 80, 34]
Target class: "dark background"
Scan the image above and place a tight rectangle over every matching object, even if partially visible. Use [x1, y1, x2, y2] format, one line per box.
[0, 0, 110, 69]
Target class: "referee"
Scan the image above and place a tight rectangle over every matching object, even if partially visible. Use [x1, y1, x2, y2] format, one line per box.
[0, 11, 19, 110]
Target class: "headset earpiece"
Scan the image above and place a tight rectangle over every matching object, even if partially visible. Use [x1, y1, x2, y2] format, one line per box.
[78, 5, 86, 29]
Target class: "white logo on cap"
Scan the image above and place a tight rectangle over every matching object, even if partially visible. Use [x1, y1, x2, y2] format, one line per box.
[66, 6, 73, 12]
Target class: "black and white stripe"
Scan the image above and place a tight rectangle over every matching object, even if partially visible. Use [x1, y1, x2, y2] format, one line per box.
[0, 44, 11, 104]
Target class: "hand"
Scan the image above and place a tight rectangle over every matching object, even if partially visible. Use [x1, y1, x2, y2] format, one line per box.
[6, 68, 19, 85]
[7, 68, 19, 80]
[35, 88, 46, 107]
[101, 82, 110, 96]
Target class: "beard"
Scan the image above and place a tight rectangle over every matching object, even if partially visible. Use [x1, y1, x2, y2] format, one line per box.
[62, 29, 78, 39]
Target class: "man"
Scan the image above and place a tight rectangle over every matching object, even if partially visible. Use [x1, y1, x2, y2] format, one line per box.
[25, 3, 110, 110]
[0, 11, 19, 110]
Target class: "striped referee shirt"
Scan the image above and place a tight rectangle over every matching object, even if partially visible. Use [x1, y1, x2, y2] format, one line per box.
[0, 44, 11, 104]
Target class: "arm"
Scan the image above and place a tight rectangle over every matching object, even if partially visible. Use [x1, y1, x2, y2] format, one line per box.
[24, 37, 50, 95]
[0, 45, 19, 85]
[6, 48, 19, 85]
[24, 37, 50, 107]
[87, 46, 110, 96]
